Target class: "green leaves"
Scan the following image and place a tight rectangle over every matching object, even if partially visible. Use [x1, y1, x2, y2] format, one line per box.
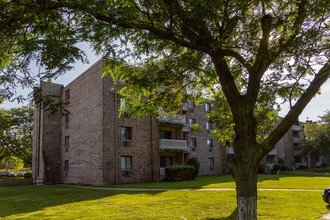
[0, 106, 33, 163]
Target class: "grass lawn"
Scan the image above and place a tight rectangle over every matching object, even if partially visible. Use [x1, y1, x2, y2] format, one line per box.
[0, 171, 329, 219]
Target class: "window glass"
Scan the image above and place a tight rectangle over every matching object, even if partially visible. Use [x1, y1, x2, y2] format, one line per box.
[121, 156, 132, 169]
[207, 139, 213, 148]
[205, 103, 211, 112]
[120, 127, 132, 141]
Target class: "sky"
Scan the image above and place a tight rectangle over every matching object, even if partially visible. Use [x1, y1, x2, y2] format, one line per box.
[1, 44, 329, 122]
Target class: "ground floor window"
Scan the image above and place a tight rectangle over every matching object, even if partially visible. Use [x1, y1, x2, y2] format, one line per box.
[121, 156, 132, 170]
[160, 156, 173, 168]
[64, 160, 69, 171]
[208, 157, 214, 167]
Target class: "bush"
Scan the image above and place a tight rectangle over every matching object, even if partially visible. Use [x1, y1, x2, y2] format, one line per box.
[272, 164, 288, 172]
[187, 158, 200, 179]
[297, 165, 308, 169]
[165, 165, 195, 182]
[258, 163, 267, 174]
[278, 158, 286, 165]
[24, 172, 33, 179]
[321, 163, 328, 167]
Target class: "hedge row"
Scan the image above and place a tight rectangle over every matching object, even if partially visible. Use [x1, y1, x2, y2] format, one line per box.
[165, 165, 196, 181]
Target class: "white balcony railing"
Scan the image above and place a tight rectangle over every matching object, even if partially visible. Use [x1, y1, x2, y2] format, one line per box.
[226, 147, 234, 155]
[159, 114, 187, 125]
[292, 125, 301, 131]
[159, 139, 188, 151]
[293, 137, 301, 143]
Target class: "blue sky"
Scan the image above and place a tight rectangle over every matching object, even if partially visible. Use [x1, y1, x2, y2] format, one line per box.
[1, 44, 329, 122]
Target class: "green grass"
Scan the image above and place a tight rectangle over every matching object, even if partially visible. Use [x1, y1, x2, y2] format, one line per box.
[107, 171, 330, 190]
[0, 171, 329, 219]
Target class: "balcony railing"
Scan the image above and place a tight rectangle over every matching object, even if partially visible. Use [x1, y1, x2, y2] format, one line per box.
[292, 125, 301, 131]
[159, 114, 187, 125]
[159, 139, 189, 151]
[293, 137, 301, 143]
[226, 147, 234, 155]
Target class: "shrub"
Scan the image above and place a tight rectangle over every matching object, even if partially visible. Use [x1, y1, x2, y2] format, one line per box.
[165, 165, 195, 182]
[321, 163, 328, 167]
[187, 158, 200, 179]
[297, 165, 308, 169]
[258, 163, 267, 174]
[278, 158, 286, 165]
[272, 164, 288, 172]
[24, 172, 33, 179]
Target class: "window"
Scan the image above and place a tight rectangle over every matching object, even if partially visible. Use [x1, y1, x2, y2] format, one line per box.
[204, 103, 211, 112]
[207, 139, 213, 148]
[159, 130, 172, 139]
[65, 136, 69, 148]
[160, 156, 173, 168]
[190, 138, 197, 147]
[208, 158, 214, 167]
[188, 118, 196, 126]
[64, 160, 69, 171]
[65, 113, 69, 127]
[120, 127, 132, 141]
[206, 121, 212, 130]
[65, 89, 70, 101]
[188, 100, 195, 109]
[119, 98, 129, 110]
[121, 156, 132, 170]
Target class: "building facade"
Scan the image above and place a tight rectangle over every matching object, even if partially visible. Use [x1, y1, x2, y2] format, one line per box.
[32, 59, 227, 185]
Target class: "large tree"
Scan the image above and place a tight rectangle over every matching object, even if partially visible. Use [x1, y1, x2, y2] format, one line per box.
[304, 111, 330, 160]
[0, 106, 33, 164]
[1, 1, 330, 219]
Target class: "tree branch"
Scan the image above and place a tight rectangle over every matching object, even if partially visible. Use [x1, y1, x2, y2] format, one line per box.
[263, 60, 330, 154]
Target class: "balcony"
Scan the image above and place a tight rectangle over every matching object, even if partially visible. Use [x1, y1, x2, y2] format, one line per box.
[159, 114, 186, 125]
[159, 139, 189, 152]
[183, 126, 190, 133]
[292, 125, 301, 131]
[293, 137, 301, 143]
[226, 147, 234, 155]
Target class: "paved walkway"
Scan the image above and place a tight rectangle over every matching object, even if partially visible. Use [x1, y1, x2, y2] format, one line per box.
[66, 185, 329, 219]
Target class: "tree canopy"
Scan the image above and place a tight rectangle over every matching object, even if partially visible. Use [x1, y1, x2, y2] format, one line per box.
[304, 111, 330, 158]
[0, 106, 33, 164]
[1, 1, 330, 219]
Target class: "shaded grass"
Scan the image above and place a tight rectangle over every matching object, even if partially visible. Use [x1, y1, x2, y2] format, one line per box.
[0, 185, 329, 219]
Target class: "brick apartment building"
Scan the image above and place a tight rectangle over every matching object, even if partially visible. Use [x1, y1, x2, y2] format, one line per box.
[32, 59, 316, 185]
[32, 59, 228, 185]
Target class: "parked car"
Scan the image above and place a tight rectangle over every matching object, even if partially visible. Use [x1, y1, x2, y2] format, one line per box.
[16, 172, 26, 177]
[322, 187, 330, 204]
[0, 171, 16, 177]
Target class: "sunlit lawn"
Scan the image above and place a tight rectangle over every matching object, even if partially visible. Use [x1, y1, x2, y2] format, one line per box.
[109, 170, 330, 190]
[0, 171, 329, 219]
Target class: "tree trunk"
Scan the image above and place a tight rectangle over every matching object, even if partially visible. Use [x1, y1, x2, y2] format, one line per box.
[232, 162, 259, 220]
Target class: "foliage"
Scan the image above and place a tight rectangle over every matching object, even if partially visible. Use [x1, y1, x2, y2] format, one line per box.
[272, 163, 288, 172]
[0, 156, 24, 171]
[24, 172, 33, 179]
[258, 163, 267, 174]
[303, 110, 330, 157]
[187, 157, 200, 179]
[0, 107, 33, 164]
[190, 123, 202, 132]
[165, 165, 195, 181]
[1, 1, 330, 218]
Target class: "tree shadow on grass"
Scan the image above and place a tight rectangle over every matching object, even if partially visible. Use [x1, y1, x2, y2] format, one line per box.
[206, 207, 238, 220]
[0, 185, 157, 218]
